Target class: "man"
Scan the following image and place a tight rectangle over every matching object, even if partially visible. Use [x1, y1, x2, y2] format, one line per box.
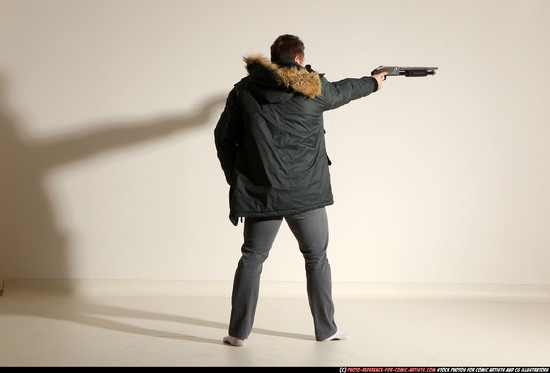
[214, 34, 387, 346]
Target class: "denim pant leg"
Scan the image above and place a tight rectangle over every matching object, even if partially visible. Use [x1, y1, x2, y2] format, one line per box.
[228, 216, 282, 339]
[285, 207, 338, 341]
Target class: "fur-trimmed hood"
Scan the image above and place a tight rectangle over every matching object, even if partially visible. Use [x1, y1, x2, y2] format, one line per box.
[243, 54, 322, 101]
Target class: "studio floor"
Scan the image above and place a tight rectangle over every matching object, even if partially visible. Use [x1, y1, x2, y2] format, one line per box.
[0, 280, 549, 367]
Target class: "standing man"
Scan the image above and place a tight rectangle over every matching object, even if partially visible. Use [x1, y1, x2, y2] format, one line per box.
[215, 34, 387, 346]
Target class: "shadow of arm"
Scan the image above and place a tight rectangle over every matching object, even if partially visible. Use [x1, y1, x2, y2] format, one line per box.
[39, 95, 226, 167]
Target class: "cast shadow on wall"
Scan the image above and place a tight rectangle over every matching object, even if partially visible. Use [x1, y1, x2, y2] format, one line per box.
[0, 72, 226, 293]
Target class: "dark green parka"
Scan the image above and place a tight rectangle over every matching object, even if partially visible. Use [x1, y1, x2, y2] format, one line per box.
[215, 55, 378, 225]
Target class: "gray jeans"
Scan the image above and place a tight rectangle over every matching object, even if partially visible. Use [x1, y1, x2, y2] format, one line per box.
[228, 207, 337, 341]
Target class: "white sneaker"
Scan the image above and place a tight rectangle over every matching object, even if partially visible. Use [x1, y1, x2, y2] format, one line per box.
[322, 330, 349, 342]
[223, 336, 245, 347]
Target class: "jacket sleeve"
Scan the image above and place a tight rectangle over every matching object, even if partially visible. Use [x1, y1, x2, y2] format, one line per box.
[321, 75, 378, 111]
[214, 89, 243, 185]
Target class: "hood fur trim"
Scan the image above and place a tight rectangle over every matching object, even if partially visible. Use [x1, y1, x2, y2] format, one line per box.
[243, 54, 322, 98]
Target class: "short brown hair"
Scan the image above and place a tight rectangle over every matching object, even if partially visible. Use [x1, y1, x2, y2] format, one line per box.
[270, 34, 305, 62]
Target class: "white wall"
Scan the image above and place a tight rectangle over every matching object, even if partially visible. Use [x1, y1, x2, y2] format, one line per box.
[1, 0, 549, 285]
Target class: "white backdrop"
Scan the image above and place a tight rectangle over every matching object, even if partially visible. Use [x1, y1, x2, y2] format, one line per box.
[1, 0, 549, 285]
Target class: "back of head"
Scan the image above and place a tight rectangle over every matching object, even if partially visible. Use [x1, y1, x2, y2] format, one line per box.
[270, 34, 305, 62]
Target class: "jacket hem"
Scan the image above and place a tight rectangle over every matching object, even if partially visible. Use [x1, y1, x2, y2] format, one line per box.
[229, 201, 334, 226]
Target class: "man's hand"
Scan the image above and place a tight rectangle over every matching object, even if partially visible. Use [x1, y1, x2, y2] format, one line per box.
[372, 72, 388, 91]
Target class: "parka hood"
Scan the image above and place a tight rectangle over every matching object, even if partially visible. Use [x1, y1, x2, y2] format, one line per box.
[243, 54, 322, 104]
